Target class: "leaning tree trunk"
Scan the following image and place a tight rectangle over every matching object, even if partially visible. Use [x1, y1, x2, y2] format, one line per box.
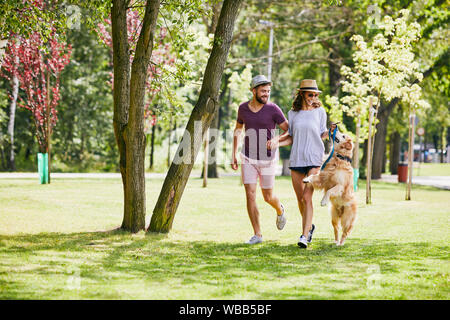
[148, 0, 242, 233]
[112, 0, 160, 233]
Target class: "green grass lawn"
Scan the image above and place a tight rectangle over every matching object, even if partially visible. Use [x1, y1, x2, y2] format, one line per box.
[413, 163, 450, 176]
[0, 176, 448, 299]
[385, 162, 450, 176]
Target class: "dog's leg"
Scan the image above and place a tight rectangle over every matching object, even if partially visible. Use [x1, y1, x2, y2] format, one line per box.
[303, 172, 321, 187]
[339, 202, 357, 246]
[320, 185, 343, 207]
[321, 190, 331, 207]
[330, 205, 340, 245]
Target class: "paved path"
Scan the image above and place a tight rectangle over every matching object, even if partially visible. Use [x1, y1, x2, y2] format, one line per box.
[1, 171, 449, 190]
[0, 172, 167, 179]
[380, 174, 450, 190]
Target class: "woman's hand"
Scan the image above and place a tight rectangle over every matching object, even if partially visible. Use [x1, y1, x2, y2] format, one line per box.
[267, 137, 279, 150]
[330, 123, 337, 132]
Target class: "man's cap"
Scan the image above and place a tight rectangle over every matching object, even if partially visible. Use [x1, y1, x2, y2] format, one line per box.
[250, 75, 272, 90]
[298, 79, 322, 93]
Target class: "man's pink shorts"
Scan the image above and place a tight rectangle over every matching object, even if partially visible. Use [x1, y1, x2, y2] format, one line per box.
[240, 153, 277, 189]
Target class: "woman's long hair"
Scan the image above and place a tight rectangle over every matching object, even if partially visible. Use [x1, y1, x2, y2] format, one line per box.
[292, 90, 321, 111]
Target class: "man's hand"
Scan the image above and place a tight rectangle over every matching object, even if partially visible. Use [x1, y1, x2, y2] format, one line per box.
[231, 155, 238, 170]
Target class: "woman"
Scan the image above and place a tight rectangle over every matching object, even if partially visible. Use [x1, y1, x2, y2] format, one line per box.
[268, 79, 335, 248]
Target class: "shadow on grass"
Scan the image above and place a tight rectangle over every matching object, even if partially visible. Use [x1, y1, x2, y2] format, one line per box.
[0, 230, 447, 299]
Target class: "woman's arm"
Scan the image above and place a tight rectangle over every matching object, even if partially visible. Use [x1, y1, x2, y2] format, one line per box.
[321, 123, 338, 140]
[278, 135, 293, 147]
[267, 120, 289, 150]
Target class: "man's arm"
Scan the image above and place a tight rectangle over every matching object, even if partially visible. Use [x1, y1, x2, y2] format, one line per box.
[231, 121, 243, 170]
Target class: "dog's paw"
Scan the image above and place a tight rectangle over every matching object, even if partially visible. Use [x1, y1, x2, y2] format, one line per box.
[303, 178, 310, 183]
[320, 198, 329, 206]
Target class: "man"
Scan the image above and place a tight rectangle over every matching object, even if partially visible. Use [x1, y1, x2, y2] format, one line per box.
[231, 75, 289, 244]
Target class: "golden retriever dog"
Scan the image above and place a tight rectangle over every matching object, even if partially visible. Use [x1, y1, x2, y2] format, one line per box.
[303, 131, 357, 246]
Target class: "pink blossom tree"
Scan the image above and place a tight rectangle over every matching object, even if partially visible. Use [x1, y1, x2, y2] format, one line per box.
[1, 29, 71, 180]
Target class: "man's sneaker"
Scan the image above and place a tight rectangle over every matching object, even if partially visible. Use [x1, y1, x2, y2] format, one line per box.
[246, 235, 263, 245]
[276, 204, 287, 230]
[298, 235, 308, 248]
[307, 224, 315, 243]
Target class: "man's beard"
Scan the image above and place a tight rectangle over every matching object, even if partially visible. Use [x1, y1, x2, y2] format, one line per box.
[256, 94, 268, 104]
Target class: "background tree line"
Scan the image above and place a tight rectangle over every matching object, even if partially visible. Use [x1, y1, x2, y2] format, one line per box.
[0, 0, 448, 180]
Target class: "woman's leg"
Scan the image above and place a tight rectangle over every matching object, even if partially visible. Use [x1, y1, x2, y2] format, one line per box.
[291, 170, 307, 228]
[301, 167, 320, 237]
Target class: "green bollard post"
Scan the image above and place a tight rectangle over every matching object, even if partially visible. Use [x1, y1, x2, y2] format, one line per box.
[353, 168, 359, 191]
[37, 153, 49, 184]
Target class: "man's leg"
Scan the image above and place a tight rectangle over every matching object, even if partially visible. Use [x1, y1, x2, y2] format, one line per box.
[259, 161, 282, 215]
[261, 188, 283, 215]
[244, 183, 261, 237]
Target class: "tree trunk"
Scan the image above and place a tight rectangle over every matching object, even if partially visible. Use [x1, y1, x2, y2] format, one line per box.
[328, 51, 341, 97]
[0, 145, 6, 170]
[282, 159, 291, 176]
[149, 123, 156, 169]
[352, 116, 361, 169]
[112, 0, 160, 233]
[167, 117, 173, 168]
[371, 98, 399, 179]
[148, 0, 242, 233]
[0, 39, 8, 69]
[207, 112, 219, 178]
[46, 70, 52, 184]
[201, 58, 230, 179]
[382, 141, 387, 174]
[389, 131, 400, 174]
[7, 74, 19, 171]
[112, 0, 131, 230]
[360, 140, 368, 179]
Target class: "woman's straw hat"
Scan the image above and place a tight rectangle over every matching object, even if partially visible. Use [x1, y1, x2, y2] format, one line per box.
[298, 79, 322, 93]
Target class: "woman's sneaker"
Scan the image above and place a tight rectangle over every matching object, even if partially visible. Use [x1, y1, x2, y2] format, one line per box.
[298, 235, 308, 248]
[246, 235, 263, 245]
[307, 224, 315, 243]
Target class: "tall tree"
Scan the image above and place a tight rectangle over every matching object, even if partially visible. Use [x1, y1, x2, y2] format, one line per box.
[149, 0, 243, 233]
[111, 0, 160, 232]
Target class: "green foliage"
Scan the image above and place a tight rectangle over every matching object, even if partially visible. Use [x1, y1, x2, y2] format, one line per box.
[330, 9, 429, 144]
[0, 0, 66, 40]
[51, 21, 116, 172]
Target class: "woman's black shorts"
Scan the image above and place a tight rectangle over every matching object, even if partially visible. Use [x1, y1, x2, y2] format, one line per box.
[289, 166, 320, 175]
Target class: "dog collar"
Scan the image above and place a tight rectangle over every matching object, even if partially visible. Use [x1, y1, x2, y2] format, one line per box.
[336, 153, 352, 163]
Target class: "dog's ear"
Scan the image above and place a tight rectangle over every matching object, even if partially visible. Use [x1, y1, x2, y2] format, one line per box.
[344, 140, 353, 150]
